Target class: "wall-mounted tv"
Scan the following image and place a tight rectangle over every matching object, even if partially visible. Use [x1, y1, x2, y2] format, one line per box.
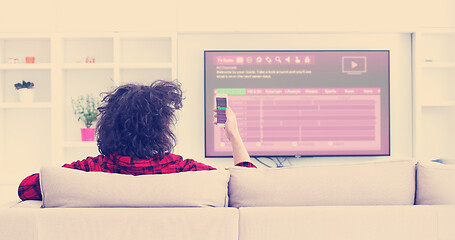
[205, 50, 390, 157]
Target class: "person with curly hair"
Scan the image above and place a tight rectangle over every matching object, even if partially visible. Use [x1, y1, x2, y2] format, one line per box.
[18, 80, 255, 201]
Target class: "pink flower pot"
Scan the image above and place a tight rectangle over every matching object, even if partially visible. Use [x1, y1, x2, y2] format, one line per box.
[25, 57, 35, 63]
[81, 128, 95, 141]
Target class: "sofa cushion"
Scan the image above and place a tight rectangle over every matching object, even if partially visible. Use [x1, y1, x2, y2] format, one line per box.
[229, 159, 415, 207]
[416, 162, 455, 205]
[1, 204, 239, 240]
[431, 205, 455, 239]
[238, 206, 436, 240]
[40, 167, 230, 208]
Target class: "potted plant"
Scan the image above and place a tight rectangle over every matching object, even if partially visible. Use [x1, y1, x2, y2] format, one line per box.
[14, 81, 35, 103]
[71, 94, 99, 141]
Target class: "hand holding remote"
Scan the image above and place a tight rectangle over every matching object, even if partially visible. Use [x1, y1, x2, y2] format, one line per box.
[214, 107, 250, 165]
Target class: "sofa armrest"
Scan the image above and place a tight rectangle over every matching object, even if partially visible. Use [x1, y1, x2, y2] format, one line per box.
[0, 200, 21, 208]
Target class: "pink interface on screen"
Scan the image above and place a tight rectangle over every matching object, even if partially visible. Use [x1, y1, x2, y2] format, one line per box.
[214, 88, 381, 154]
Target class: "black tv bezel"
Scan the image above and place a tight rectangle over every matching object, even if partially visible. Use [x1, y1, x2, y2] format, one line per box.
[204, 50, 390, 158]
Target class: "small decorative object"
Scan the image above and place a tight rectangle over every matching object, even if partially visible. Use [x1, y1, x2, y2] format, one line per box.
[25, 56, 35, 63]
[71, 94, 99, 141]
[85, 56, 95, 63]
[9, 58, 19, 64]
[14, 80, 35, 103]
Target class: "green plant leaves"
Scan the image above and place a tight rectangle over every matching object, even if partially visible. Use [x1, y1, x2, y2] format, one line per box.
[71, 94, 100, 128]
[14, 80, 35, 90]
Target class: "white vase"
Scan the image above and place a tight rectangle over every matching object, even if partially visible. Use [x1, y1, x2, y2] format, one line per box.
[17, 88, 35, 103]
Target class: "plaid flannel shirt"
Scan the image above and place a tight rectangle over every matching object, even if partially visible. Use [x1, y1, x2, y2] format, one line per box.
[18, 153, 256, 201]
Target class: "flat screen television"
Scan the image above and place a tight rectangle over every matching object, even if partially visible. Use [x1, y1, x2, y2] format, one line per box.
[204, 50, 390, 157]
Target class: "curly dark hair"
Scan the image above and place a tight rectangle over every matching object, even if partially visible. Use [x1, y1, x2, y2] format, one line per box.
[96, 80, 183, 159]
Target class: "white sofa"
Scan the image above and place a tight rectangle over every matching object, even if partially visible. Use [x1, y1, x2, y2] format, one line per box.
[1, 159, 454, 240]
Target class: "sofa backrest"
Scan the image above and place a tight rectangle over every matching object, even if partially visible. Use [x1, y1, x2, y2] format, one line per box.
[229, 159, 416, 207]
[39, 159, 455, 208]
[40, 167, 231, 208]
[416, 162, 455, 205]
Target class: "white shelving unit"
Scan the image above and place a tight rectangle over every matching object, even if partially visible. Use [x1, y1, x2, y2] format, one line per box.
[414, 28, 455, 163]
[0, 36, 52, 185]
[0, 32, 176, 185]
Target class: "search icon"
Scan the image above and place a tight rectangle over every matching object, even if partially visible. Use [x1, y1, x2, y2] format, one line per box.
[275, 56, 282, 63]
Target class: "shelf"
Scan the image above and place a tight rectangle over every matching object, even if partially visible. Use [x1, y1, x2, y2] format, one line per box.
[415, 29, 455, 162]
[62, 141, 97, 148]
[62, 37, 114, 64]
[421, 62, 455, 68]
[119, 62, 172, 69]
[0, 63, 52, 70]
[420, 28, 455, 34]
[421, 103, 455, 108]
[0, 102, 52, 109]
[62, 63, 114, 69]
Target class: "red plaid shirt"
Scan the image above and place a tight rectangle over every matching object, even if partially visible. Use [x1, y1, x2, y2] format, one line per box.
[18, 153, 256, 201]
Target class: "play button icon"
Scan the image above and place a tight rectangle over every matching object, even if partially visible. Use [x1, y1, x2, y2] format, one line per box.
[351, 61, 358, 69]
[342, 56, 367, 75]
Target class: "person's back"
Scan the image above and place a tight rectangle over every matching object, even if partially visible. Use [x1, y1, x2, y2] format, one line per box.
[18, 80, 255, 201]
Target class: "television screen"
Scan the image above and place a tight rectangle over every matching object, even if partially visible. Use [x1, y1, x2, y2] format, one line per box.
[204, 50, 390, 157]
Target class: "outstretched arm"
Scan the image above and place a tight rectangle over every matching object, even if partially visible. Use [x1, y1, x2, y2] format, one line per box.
[215, 107, 255, 167]
[224, 107, 251, 165]
[18, 173, 41, 201]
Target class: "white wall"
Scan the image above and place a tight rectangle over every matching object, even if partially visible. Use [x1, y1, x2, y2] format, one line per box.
[176, 0, 453, 31]
[0, 0, 454, 33]
[176, 33, 412, 168]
